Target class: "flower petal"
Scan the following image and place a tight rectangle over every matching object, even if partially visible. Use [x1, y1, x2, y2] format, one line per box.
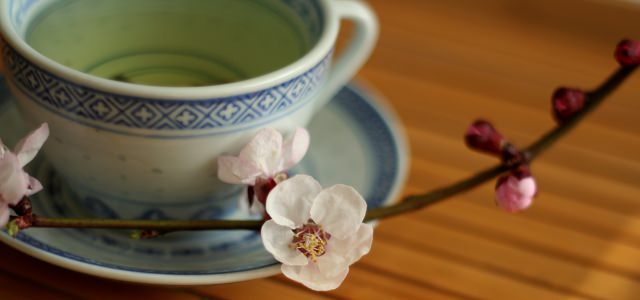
[14, 123, 49, 167]
[239, 128, 284, 177]
[0, 141, 6, 158]
[495, 175, 536, 212]
[310, 184, 367, 239]
[518, 177, 537, 198]
[315, 251, 348, 278]
[26, 176, 43, 196]
[329, 223, 374, 265]
[217, 156, 243, 185]
[281, 263, 349, 291]
[281, 128, 310, 170]
[217, 156, 262, 185]
[266, 175, 321, 229]
[0, 153, 28, 204]
[261, 220, 308, 266]
[0, 205, 9, 228]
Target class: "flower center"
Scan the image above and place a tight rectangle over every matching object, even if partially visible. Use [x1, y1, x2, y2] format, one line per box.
[291, 221, 331, 262]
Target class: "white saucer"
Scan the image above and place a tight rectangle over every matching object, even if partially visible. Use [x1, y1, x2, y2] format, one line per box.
[0, 79, 409, 285]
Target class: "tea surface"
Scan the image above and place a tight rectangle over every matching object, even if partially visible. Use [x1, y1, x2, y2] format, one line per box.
[27, 0, 310, 86]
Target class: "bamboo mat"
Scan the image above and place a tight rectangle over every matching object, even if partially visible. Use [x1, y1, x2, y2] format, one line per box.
[1, 0, 639, 299]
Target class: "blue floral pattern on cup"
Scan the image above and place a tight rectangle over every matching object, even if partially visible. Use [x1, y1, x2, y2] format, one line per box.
[3, 45, 330, 136]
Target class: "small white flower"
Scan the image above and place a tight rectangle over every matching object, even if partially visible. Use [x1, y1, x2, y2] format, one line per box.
[218, 128, 309, 215]
[218, 128, 309, 185]
[0, 123, 49, 226]
[261, 175, 373, 291]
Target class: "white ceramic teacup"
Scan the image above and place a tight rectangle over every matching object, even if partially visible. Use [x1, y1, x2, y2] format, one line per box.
[0, 0, 378, 219]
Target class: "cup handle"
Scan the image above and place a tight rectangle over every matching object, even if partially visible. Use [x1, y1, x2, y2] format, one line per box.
[315, 0, 379, 110]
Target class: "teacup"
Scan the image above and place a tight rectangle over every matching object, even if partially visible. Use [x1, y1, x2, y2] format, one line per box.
[0, 0, 378, 219]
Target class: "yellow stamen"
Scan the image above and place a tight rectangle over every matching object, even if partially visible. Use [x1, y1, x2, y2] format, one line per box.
[294, 232, 326, 262]
[290, 222, 330, 262]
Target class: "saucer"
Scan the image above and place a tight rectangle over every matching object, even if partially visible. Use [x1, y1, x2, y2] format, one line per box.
[0, 79, 409, 285]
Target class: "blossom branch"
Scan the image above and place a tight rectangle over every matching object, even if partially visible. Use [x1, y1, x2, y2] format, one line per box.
[28, 215, 263, 231]
[527, 64, 637, 159]
[365, 63, 638, 221]
[9, 56, 639, 232]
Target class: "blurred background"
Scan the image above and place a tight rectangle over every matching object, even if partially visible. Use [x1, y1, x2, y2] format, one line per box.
[1, 0, 640, 298]
[353, 0, 640, 299]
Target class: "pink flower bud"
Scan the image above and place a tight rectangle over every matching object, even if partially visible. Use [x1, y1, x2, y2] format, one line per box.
[552, 87, 586, 124]
[495, 171, 537, 213]
[465, 120, 505, 156]
[615, 39, 640, 66]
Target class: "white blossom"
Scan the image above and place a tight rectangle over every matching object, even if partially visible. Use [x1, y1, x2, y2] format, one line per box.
[261, 175, 373, 291]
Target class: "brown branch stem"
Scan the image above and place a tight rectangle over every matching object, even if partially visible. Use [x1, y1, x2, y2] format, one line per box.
[13, 64, 638, 232]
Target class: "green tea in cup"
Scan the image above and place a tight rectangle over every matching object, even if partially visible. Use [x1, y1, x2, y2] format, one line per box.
[26, 0, 314, 86]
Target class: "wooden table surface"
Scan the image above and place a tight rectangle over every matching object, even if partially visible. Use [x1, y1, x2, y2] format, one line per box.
[2, 0, 640, 299]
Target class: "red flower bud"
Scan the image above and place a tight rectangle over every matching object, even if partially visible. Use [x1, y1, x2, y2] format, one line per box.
[615, 39, 640, 66]
[465, 120, 505, 156]
[247, 177, 277, 219]
[501, 143, 526, 168]
[512, 164, 533, 179]
[552, 87, 586, 124]
[9, 197, 32, 216]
